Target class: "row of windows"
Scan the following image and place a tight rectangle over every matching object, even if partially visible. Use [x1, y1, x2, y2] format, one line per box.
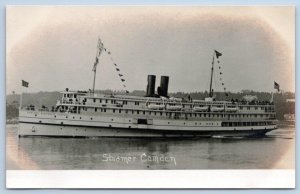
[83, 98, 274, 110]
[222, 121, 273, 127]
[50, 114, 274, 127]
[63, 94, 78, 98]
[81, 107, 274, 118]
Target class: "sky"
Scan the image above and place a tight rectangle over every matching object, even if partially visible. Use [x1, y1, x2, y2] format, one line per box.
[6, 6, 295, 94]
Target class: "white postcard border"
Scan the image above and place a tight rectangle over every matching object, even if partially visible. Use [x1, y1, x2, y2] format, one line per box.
[6, 169, 295, 189]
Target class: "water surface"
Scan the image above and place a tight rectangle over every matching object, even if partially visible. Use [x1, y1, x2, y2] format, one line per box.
[6, 124, 295, 170]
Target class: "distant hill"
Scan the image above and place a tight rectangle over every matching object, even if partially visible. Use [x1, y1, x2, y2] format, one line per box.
[6, 90, 295, 120]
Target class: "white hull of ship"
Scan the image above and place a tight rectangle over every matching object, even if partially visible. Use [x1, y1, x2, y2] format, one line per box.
[18, 111, 277, 138]
[18, 122, 275, 138]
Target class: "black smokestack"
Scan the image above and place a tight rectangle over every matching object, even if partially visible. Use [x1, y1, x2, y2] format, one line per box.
[160, 76, 169, 97]
[146, 75, 156, 97]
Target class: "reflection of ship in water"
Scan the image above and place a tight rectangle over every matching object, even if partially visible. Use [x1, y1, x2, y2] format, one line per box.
[17, 132, 178, 169]
[7, 124, 295, 170]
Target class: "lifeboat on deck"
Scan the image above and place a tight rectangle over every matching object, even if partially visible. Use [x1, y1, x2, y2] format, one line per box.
[166, 104, 183, 111]
[211, 106, 224, 112]
[147, 104, 165, 110]
[193, 106, 208, 112]
[225, 107, 238, 112]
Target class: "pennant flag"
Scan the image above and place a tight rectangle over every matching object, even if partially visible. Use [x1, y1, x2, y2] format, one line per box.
[215, 50, 222, 58]
[104, 45, 129, 91]
[97, 39, 104, 57]
[22, 80, 29, 88]
[274, 81, 280, 92]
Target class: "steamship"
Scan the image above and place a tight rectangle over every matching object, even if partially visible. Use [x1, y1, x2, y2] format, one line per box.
[18, 40, 278, 138]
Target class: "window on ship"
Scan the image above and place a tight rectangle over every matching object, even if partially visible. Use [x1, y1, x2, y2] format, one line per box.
[137, 119, 148, 125]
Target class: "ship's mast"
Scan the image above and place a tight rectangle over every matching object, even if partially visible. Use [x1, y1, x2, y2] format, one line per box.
[92, 38, 104, 94]
[209, 51, 215, 97]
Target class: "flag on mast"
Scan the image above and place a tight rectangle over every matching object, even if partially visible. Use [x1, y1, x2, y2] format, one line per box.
[22, 80, 29, 88]
[274, 81, 280, 92]
[215, 50, 222, 58]
[93, 38, 104, 71]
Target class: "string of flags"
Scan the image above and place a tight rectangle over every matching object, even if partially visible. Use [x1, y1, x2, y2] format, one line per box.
[92, 39, 129, 94]
[214, 50, 228, 97]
